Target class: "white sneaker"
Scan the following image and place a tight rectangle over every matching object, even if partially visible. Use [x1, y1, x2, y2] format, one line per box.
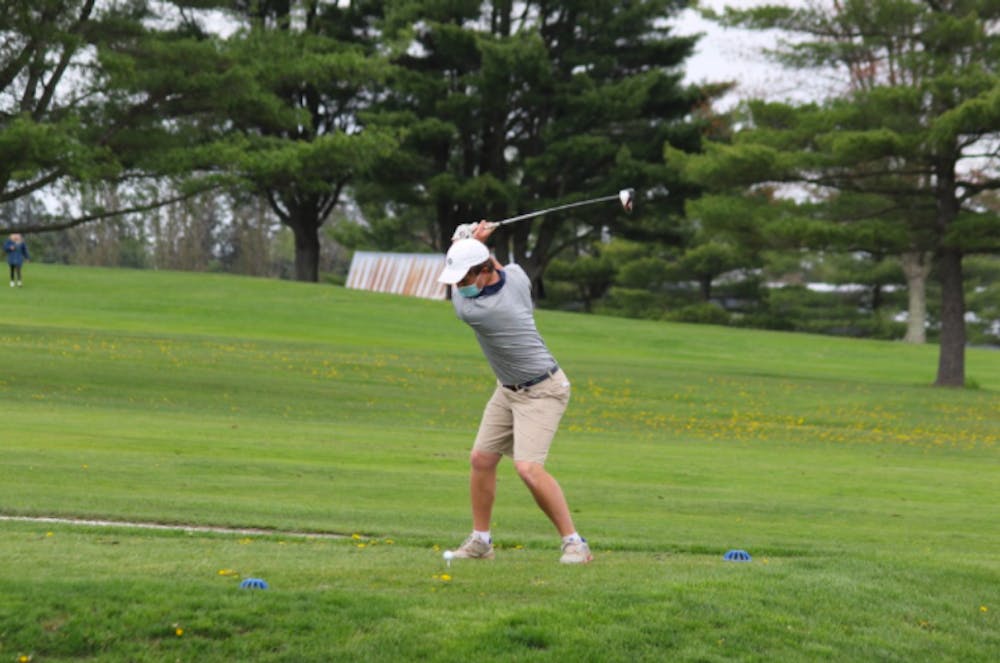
[451, 534, 495, 559]
[9, 282, 13, 287]
[560, 539, 593, 564]
[16, 281, 22, 287]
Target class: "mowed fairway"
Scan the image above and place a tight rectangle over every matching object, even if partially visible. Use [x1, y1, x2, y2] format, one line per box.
[1, 264, 997, 662]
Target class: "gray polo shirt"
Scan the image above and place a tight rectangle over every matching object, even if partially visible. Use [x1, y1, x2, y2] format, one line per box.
[452, 263, 557, 386]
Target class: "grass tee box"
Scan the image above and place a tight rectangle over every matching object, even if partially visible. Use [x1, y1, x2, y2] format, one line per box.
[0, 264, 997, 662]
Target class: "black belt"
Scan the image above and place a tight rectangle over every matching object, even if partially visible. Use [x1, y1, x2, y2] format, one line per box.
[503, 365, 559, 392]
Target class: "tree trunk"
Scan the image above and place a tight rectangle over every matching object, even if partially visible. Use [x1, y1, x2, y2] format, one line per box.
[871, 283, 883, 312]
[901, 251, 931, 344]
[699, 276, 712, 302]
[934, 247, 965, 387]
[290, 219, 321, 282]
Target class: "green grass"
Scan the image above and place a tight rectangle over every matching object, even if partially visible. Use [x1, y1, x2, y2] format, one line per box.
[1, 263, 997, 662]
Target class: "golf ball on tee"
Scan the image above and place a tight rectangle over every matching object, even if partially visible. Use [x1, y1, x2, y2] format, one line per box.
[443, 550, 454, 561]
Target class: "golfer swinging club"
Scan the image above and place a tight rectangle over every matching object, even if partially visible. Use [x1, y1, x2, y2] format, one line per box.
[438, 221, 592, 564]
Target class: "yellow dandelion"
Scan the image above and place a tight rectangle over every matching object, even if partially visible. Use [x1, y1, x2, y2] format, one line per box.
[18, 655, 32, 663]
[352, 533, 362, 540]
[440, 574, 452, 582]
[175, 628, 184, 637]
[357, 543, 367, 549]
[217, 569, 238, 577]
[46, 532, 54, 537]
[981, 605, 989, 613]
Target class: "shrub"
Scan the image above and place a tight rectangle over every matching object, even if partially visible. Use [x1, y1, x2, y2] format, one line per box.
[665, 302, 731, 325]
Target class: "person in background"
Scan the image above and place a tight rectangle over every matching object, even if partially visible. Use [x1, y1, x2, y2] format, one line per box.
[437, 221, 592, 564]
[4, 233, 30, 288]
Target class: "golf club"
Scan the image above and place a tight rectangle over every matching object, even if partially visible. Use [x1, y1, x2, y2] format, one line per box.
[452, 188, 635, 240]
[490, 188, 635, 228]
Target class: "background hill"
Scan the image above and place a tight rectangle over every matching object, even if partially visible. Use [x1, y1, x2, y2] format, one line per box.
[1, 265, 997, 661]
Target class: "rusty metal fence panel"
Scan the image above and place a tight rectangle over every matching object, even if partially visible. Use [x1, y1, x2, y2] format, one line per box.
[346, 251, 447, 300]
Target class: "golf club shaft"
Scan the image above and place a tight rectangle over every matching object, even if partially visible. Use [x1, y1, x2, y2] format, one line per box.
[493, 194, 623, 227]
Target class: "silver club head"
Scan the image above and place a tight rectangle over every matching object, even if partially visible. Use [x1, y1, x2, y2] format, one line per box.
[619, 188, 635, 213]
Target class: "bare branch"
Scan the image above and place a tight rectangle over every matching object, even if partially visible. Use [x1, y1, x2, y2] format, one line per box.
[35, 0, 98, 119]
[19, 50, 45, 113]
[0, 170, 65, 204]
[0, 41, 38, 93]
[266, 190, 290, 221]
[0, 185, 221, 235]
[318, 178, 349, 220]
[957, 179, 1000, 201]
[36, 43, 78, 120]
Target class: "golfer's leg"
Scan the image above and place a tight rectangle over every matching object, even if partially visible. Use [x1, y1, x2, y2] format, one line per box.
[509, 371, 573, 535]
[470, 450, 502, 531]
[469, 387, 514, 531]
[514, 461, 576, 537]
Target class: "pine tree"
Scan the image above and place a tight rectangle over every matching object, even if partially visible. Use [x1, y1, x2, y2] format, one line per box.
[211, 0, 399, 281]
[366, 0, 710, 291]
[0, 0, 224, 232]
[677, 0, 1000, 386]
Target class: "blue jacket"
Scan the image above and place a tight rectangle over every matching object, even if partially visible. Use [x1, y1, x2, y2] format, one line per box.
[4, 239, 29, 266]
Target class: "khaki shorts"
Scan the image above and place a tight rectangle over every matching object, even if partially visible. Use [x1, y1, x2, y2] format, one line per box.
[473, 369, 571, 464]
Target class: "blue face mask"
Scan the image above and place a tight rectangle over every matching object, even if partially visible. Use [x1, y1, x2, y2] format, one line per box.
[457, 284, 481, 298]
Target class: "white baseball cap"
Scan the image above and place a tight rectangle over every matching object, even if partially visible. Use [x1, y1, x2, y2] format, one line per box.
[438, 239, 490, 284]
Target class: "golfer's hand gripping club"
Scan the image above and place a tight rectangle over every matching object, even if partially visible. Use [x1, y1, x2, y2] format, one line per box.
[451, 220, 498, 242]
[471, 220, 497, 242]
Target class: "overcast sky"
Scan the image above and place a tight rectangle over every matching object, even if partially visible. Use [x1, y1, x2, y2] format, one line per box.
[669, 0, 831, 109]
[194, 1, 825, 109]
